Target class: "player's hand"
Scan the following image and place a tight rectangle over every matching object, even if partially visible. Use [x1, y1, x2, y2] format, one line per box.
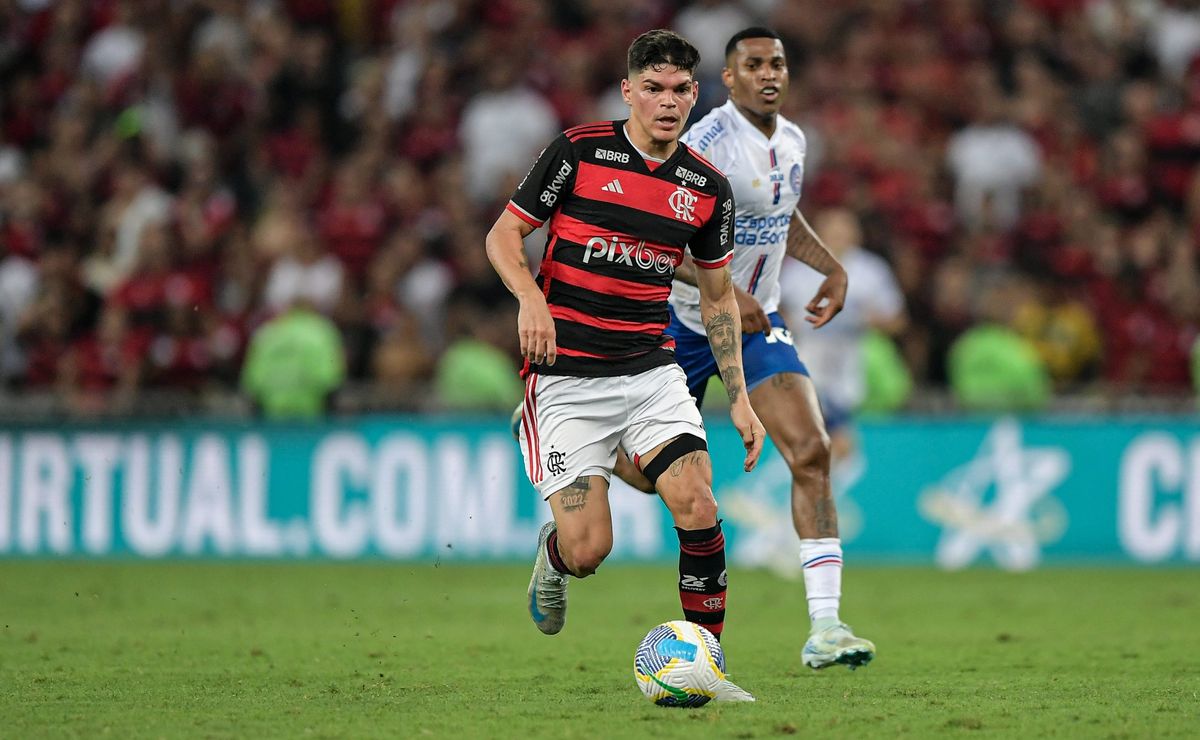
[734, 286, 771, 335]
[805, 266, 848, 329]
[730, 399, 765, 472]
[517, 292, 556, 365]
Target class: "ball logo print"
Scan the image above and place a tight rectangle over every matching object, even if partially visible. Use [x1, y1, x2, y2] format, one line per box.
[668, 187, 697, 222]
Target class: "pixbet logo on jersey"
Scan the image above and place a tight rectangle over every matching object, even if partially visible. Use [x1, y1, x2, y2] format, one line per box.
[583, 236, 674, 274]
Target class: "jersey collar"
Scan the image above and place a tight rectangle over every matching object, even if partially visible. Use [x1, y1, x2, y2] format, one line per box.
[722, 99, 779, 146]
[618, 119, 688, 175]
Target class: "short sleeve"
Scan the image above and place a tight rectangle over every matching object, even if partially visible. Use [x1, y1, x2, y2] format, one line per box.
[689, 175, 735, 269]
[506, 133, 577, 228]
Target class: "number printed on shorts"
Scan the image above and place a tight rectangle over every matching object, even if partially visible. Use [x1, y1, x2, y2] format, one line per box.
[763, 327, 794, 346]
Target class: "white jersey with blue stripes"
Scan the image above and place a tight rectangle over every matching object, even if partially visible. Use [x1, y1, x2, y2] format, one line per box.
[671, 99, 807, 334]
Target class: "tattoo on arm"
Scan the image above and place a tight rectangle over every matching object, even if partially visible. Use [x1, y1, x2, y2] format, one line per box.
[704, 308, 743, 402]
[558, 476, 590, 513]
[786, 208, 840, 276]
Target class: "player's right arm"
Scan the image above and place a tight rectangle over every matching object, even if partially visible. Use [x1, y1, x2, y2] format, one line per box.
[786, 207, 847, 329]
[484, 134, 579, 367]
[485, 211, 555, 366]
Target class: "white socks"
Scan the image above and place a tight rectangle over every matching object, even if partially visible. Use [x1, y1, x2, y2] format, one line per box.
[799, 537, 843, 628]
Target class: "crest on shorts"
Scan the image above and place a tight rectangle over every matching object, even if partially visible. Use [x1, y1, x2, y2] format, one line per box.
[546, 450, 567, 475]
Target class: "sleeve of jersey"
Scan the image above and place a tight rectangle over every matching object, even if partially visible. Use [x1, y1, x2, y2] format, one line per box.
[505, 134, 576, 228]
[689, 177, 735, 269]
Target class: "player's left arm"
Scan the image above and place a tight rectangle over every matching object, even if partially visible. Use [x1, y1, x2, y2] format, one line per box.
[696, 265, 764, 472]
[691, 179, 764, 472]
[786, 207, 848, 329]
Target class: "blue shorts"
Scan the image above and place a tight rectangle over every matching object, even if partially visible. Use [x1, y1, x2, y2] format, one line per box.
[667, 307, 809, 404]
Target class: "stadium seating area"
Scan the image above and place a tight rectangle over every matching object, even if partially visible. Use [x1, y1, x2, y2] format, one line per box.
[1, 0, 1198, 416]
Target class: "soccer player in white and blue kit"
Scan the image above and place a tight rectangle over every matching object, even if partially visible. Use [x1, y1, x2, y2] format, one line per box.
[617, 27, 875, 670]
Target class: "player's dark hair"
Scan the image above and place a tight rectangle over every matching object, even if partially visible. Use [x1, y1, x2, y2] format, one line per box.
[627, 29, 700, 75]
[724, 26, 782, 59]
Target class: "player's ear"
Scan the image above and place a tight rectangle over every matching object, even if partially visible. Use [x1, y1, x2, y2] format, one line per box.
[721, 65, 734, 91]
[621, 77, 632, 105]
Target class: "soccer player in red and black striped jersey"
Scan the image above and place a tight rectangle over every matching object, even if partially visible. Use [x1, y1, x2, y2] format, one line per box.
[486, 30, 762, 699]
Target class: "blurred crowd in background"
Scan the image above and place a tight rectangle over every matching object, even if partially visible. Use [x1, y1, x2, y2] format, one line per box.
[1, 0, 1199, 418]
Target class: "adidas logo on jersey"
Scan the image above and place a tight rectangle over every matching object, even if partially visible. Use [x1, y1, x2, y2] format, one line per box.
[600, 179, 624, 194]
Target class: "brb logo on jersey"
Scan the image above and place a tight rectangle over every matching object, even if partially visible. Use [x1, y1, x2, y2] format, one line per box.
[668, 187, 697, 222]
[674, 166, 707, 188]
[583, 236, 674, 274]
[594, 148, 630, 163]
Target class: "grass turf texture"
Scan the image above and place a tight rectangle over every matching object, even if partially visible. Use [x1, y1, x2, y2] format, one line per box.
[2, 563, 1198, 739]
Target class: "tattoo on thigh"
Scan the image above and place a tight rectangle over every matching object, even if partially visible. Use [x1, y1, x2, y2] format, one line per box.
[771, 373, 797, 390]
[668, 451, 709, 478]
[559, 476, 590, 513]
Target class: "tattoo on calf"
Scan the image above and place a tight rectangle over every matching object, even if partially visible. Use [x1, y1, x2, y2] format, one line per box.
[559, 476, 590, 512]
[813, 495, 839, 538]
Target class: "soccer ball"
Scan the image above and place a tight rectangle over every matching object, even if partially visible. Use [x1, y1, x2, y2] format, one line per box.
[633, 620, 726, 707]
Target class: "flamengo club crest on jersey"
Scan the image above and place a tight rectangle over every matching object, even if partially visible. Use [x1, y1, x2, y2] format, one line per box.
[669, 187, 697, 222]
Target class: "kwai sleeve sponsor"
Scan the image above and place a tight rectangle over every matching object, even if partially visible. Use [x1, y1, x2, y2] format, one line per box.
[688, 175, 735, 269]
[506, 134, 578, 228]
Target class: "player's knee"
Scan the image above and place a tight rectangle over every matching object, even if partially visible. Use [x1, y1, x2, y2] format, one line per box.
[672, 487, 718, 529]
[783, 431, 831, 479]
[567, 538, 612, 577]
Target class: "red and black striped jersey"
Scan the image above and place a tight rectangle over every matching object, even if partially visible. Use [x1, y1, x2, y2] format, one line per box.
[506, 119, 735, 377]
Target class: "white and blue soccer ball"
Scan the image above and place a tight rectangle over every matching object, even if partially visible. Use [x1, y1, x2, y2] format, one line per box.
[633, 620, 726, 707]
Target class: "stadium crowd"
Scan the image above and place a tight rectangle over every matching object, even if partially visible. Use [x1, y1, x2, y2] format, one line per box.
[1, 0, 1198, 416]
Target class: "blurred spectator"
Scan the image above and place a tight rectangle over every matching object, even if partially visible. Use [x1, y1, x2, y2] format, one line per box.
[58, 305, 145, 416]
[949, 276, 1052, 411]
[780, 207, 908, 490]
[860, 329, 913, 414]
[434, 297, 522, 413]
[262, 217, 346, 316]
[0, 0, 1196, 415]
[1012, 278, 1103, 388]
[949, 323, 1052, 412]
[458, 58, 558, 204]
[945, 69, 1042, 230]
[240, 302, 346, 419]
[781, 207, 908, 423]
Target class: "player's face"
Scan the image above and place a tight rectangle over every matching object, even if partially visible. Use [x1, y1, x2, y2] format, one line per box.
[723, 38, 788, 117]
[622, 65, 697, 147]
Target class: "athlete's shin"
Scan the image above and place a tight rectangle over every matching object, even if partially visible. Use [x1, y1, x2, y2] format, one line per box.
[799, 537, 842, 624]
[676, 521, 728, 639]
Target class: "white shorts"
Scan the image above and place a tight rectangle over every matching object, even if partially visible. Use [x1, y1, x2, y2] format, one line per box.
[517, 364, 706, 499]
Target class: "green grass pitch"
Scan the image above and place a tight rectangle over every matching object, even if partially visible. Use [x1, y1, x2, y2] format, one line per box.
[2, 562, 1198, 738]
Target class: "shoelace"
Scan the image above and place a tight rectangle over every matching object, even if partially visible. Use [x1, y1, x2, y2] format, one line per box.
[537, 571, 566, 610]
